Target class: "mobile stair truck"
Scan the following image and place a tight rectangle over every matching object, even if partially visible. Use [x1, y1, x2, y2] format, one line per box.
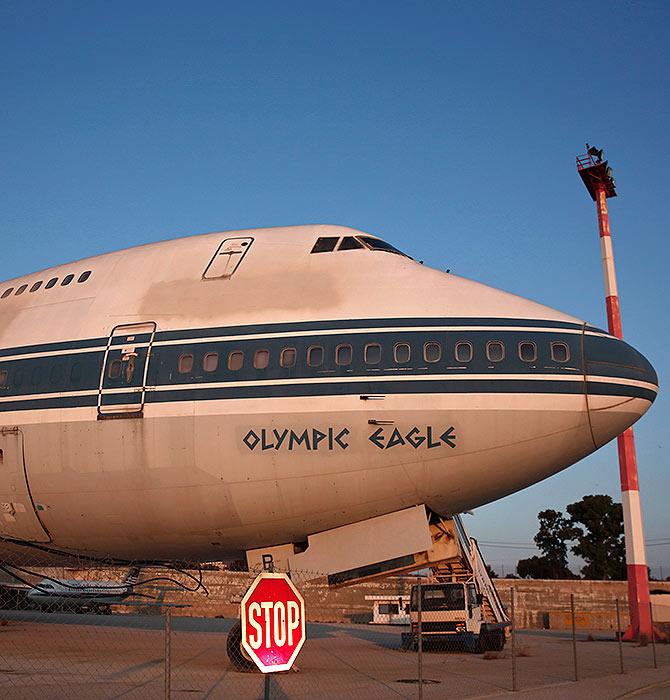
[401, 516, 509, 653]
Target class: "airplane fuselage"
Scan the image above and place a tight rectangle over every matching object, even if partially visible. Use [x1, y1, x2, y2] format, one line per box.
[0, 226, 658, 563]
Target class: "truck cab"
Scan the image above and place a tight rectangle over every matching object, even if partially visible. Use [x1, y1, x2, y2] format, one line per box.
[401, 582, 507, 653]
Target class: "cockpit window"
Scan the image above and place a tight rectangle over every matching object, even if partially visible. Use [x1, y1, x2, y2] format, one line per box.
[338, 236, 365, 250]
[311, 237, 339, 253]
[358, 236, 409, 257]
[310, 234, 409, 257]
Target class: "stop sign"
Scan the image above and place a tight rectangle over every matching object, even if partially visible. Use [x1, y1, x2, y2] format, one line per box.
[240, 572, 306, 673]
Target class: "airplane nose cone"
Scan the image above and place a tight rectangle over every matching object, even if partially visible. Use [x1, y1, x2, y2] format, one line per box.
[584, 332, 658, 447]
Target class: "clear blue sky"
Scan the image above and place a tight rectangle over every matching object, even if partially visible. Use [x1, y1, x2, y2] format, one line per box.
[2, 1, 669, 576]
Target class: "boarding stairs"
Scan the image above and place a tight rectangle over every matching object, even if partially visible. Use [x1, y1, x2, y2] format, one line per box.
[431, 515, 509, 625]
[321, 507, 508, 626]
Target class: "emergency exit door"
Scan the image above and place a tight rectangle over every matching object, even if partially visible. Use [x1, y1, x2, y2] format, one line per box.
[98, 322, 157, 416]
[0, 427, 50, 542]
[202, 237, 253, 279]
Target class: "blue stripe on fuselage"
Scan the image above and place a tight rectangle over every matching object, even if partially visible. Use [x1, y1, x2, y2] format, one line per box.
[0, 318, 655, 412]
[0, 317, 601, 359]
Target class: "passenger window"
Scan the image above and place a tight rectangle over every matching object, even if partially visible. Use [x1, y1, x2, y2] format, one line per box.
[519, 341, 537, 362]
[108, 360, 122, 379]
[310, 237, 339, 253]
[178, 353, 194, 373]
[70, 363, 82, 384]
[308, 346, 324, 367]
[45, 278, 58, 289]
[365, 343, 382, 365]
[14, 368, 24, 388]
[49, 365, 63, 384]
[424, 342, 441, 363]
[31, 367, 43, 386]
[203, 352, 219, 372]
[394, 343, 411, 364]
[254, 349, 270, 369]
[15, 284, 28, 295]
[78, 271, 92, 283]
[30, 281, 42, 292]
[280, 348, 296, 368]
[338, 236, 365, 250]
[336, 344, 352, 365]
[455, 342, 473, 363]
[551, 342, 570, 363]
[228, 351, 244, 371]
[1, 288, 13, 299]
[61, 274, 74, 286]
[486, 341, 505, 363]
[0, 370, 7, 388]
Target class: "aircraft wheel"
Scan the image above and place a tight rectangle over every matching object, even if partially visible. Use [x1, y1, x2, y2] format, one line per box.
[226, 620, 257, 672]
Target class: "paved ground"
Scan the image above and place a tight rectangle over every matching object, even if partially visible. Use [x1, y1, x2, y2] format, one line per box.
[0, 611, 668, 699]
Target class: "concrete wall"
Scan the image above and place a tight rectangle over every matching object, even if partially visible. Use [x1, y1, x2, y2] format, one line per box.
[45, 566, 670, 630]
[493, 579, 670, 630]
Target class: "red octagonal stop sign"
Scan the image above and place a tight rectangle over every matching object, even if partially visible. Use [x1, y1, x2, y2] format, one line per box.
[240, 572, 306, 673]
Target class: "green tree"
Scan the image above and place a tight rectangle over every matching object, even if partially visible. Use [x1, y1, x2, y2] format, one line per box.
[517, 555, 558, 579]
[517, 509, 578, 579]
[566, 494, 626, 580]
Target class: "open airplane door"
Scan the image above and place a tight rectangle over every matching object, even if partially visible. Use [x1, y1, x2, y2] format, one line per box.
[98, 322, 157, 417]
[0, 427, 50, 542]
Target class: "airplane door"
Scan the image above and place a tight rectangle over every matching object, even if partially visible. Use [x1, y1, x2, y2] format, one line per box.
[202, 237, 253, 279]
[0, 427, 51, 542]
[98, 322, 157, 417]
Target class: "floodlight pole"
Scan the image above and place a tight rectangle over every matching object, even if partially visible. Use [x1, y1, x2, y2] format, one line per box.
[576, 146, 652, 642]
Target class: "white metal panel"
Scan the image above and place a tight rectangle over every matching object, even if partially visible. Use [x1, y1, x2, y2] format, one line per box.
[246, 505, 432, 575]
[0, 427, 50, 542]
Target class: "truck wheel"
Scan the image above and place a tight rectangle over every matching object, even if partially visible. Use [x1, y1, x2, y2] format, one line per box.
[226, 621, 257, 671]
[465, 635, 481, 653]
[480, 631, 505, 652]
[489, 632, 505, 652]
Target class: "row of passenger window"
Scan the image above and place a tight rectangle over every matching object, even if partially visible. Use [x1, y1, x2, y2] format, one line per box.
[0, 338, 573, 390]
[1, 271, 92, 299]
[174, 339, 571, 374]
[0, 362, 87, 389]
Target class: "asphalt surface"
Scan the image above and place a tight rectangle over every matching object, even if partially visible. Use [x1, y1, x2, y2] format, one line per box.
[0, 610, 668, 699]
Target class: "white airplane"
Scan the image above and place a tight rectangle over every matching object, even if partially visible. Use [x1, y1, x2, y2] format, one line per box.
[25, 566, 141, 613]
[0, 225, 658, 580]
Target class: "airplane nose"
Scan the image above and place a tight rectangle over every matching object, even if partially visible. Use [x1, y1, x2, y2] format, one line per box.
[584, 332, 659, 447]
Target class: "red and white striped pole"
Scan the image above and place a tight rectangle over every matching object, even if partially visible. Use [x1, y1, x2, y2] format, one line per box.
[595, 184, 652, 642]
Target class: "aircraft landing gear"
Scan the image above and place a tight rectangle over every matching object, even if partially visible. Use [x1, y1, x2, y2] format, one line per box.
[226, 620, 257, 671]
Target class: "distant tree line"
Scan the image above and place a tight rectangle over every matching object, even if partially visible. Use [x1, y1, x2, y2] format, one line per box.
[511, 494, 626, 580]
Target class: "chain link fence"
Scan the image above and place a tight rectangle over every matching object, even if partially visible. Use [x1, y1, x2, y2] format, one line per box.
[0, 549, 668, 699]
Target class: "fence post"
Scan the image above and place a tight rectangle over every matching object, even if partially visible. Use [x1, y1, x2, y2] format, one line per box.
[418, 581, 423, 700]
[616, 599, 624, 674]
[650, 601, 657, 670]
[570, 594, 578, 682]
[165, 608, 172, 700]
[510, 588, 516, 691]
